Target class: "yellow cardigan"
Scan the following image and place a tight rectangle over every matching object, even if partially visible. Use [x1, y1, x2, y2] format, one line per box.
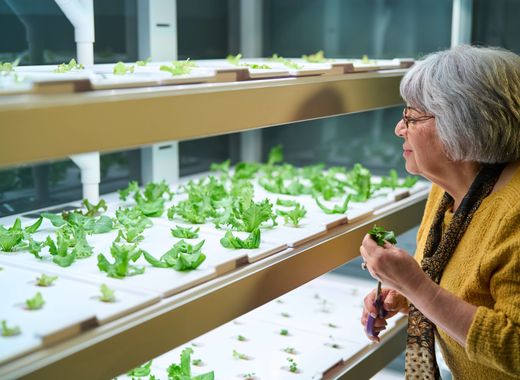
[415, 169, 520, 379]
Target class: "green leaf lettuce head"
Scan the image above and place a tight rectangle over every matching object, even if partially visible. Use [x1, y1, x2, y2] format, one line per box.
[171, 225, 200, 239]
[243, 62, 271, 69]
[226, 53, 242, 66]
[41, 212, 67, 227]
[276, 198, 299, 207]
[220, 229, 260, 249]
[119, 180, 173, 217]
[36, 273, 58, 287]
[0, 58, 20, 75]
[160, 58, 196, 76]
[1, 320, 21, 337]
[233, 162, 261, 180]
[375, 169, 418, 190]
[25, 292, 45, 310]
[267, 145, 284, 166]
[82, 199, 108, 217]
[315, 194, 351, 214]
[0, 217, 42, 252]
[302, 50, 328, 63]
[54, 58, 84, 73]
[144, 240, 206, 271]
[97, 242, 146, 279]
[276, 204, 307, 226]
[119, 181, 140, 201]
[0, 218, 24, 251]
[287, 357, 299, 373]
[210, 159, 230, 174]
[115, 207, 152, 243]
[232, 349, 249, 360]
[346, 163, 374, 202]
[127, 360, 153, 377]
[99, 283, 116, 302]
[270, 54, 302, 69]
[136, 57, 152, 66]
[116, 207, 153, 230]
[113, 61, 135, 75]
[167, 347, 214, 380]
[368, 225, 397, 246]
[45, 224, 94, 267]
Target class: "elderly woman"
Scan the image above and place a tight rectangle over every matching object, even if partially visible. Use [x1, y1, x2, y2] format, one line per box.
[360, 45, 520, 379]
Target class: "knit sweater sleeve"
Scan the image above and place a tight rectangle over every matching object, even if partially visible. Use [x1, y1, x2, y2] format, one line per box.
[466, 207, 520, 377]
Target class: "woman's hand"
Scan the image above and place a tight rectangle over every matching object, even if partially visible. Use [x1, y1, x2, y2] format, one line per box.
[359, 233, 426, 295]
[361, 288, 409, 342]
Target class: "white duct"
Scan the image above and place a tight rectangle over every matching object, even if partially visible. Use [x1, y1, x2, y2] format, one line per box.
[54, 0, 95, 66]
[55, 0, 99, 202]
[70, 152, 100, 203]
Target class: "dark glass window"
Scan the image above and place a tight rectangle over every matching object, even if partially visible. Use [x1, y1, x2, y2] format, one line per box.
[177, 0, 234, 59]
[179, 134, 241, 177]
[0, 0, 137, 65]
[0, 151, 140, 217]
[472, 0, 520, 53]
[261, 0, 452, 175]
[0, 0, 139, 216]
[177, 0, 239, 174]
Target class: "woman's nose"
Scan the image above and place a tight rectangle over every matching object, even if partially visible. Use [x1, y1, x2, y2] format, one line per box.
[395, 119, 406, 137]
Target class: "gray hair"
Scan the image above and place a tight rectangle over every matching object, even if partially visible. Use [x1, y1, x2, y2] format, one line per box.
[400, 45, 520, 163]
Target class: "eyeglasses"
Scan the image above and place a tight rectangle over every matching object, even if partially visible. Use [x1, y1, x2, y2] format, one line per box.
[402, 107, 435, 129]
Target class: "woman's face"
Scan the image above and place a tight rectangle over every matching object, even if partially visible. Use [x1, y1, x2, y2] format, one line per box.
[395, 107, 449, 179]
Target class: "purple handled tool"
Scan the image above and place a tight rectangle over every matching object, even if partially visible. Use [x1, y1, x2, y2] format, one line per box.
[366, 281, 387, 338]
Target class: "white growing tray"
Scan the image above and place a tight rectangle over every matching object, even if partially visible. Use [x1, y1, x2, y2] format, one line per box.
[0, 263, 158, 365]
[0, 225, 216, 299]
[139, 274, 396, 380]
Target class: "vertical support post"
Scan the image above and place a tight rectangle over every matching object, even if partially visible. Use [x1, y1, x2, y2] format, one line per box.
[141, 141, 180, 185]
[451, 0, 473, 47]
[239, 0, 263, 163]
[138, 0, 179, 183]
[137, 0, 177, 61]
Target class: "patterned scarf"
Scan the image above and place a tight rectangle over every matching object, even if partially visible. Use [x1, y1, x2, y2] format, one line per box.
[405, 163, 506, 379]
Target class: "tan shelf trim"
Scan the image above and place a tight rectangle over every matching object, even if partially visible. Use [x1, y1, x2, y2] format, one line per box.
[328, 317, 408, 379]
[0, 190, 427, 380]
[0, 70, 406, 168]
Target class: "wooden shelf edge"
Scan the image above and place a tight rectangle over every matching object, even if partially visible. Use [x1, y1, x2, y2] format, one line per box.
[0, 190, 427, 380]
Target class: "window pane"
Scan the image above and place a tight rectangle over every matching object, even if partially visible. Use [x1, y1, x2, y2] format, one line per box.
[0, 150, 140, 217]
[472, 0, 520, 53]
[262, 107, 408, 176]
[177, 0, 233, 59]
[176, 0, 239, 176]
[180, 134, 241, 177]
[262, 0, 452, 174]
[263, 0, 452, 58]
[0, 1, 139, 216]
[0, 0, 137, 65]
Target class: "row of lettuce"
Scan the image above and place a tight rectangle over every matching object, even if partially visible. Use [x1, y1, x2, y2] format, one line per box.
[1, 50, 368, 81]
[0, 146, 417, 279]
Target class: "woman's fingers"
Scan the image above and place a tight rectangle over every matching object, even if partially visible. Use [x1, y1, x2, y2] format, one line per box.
[383, 290, 405, 311]
[363, 290, 378, 314]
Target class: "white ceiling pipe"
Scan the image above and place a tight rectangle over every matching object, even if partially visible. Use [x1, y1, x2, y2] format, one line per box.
[55, 0, 99, 203]
[70, 152, 100, 204]
[54, 0, 95, 66]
